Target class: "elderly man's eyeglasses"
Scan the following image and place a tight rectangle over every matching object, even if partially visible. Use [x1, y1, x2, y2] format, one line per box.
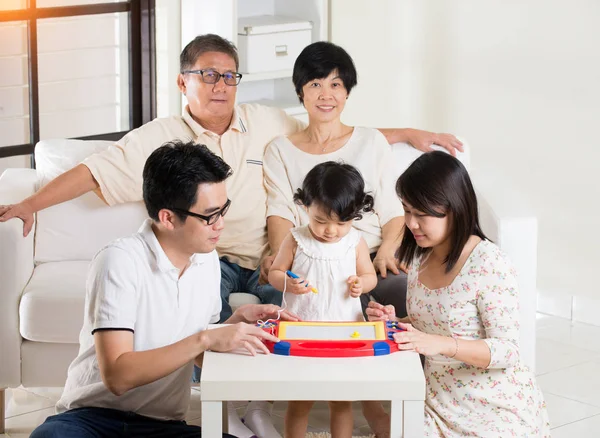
[172, 199, 232, 225]
[182, 69, 243, 86]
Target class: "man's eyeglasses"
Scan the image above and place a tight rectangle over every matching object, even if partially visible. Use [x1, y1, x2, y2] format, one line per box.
[181, 69, 243, 86]
[172, 199, 232, 225]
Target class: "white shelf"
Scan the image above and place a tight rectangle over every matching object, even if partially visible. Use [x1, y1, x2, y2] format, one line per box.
[241, 99, 305, 116]
[240, 69, 294, 83]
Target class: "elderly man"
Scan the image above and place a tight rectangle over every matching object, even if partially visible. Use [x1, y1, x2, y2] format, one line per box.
[0, 34, 462, 437]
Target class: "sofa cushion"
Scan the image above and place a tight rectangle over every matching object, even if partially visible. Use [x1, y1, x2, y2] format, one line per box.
[20, 261, 88, 343]
[34, 139, 149, 263]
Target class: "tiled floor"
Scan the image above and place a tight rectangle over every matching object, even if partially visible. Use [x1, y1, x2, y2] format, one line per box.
[4, 313, 600, 437]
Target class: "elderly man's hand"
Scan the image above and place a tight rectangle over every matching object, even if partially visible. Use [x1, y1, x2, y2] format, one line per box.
[0, 202, 35, 237]
[404, 129, 463, 156]
[234, 304, 300, 324]
[258, 254, 276, 285]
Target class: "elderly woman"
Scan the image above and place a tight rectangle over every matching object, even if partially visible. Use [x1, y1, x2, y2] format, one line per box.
[263, 41, 407, 437]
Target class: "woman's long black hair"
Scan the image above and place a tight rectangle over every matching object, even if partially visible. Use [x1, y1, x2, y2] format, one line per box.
[396, 151, 488, 272]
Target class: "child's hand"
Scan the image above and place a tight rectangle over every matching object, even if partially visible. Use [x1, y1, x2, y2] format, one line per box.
[347, 275, 363, 298]
[286, 276, 314, 295]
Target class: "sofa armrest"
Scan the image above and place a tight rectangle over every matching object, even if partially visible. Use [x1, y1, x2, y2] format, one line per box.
[474, 171, 538, 371]
[0, 169, 38, 388]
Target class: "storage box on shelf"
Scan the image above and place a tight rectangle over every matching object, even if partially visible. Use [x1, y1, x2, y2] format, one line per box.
[237, 15, 312, 74]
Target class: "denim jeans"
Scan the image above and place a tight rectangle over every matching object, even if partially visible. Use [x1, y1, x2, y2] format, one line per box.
[30, 407, 236, 438]
[192, 258, 283, 383]
[218, 257, 282, 322]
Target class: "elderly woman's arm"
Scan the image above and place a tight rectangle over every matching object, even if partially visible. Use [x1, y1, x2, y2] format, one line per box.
[373, 217, 405, 276]
[261, 140, 299, 282]
[372, 132, 406, 275]
[378, 128, 463, 156]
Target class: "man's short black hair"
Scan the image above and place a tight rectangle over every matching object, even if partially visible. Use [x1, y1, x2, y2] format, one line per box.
[292, 41, 358, 103]
[180, 34, 239, 72]
[143, 140, 232, 221]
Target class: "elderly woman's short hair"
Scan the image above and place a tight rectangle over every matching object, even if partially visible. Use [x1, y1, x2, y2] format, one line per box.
[292, 41, 358, 103]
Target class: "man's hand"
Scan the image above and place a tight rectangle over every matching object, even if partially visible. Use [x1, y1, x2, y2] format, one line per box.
[0, 203, 35, 237]
[373, 246, 400, 279]
[258, 254, 276, 285]
[404, 129, 463, 156]
[203, 322, 280, 356]
[232, 304, 300, 324]
[366, 301, 397, 322]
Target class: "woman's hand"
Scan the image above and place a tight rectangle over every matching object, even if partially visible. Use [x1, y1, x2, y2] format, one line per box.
[393, 323, 454, 356]
[366, 301, 397, 322]
[372, 245, 400, 278]
[404, 129, 464, 156]
[347, 275, 363, 298]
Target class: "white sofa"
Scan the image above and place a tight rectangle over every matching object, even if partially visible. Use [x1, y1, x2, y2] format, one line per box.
[0, 138, 538, 433]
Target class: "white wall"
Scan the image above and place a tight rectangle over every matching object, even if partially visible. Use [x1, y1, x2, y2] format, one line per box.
[156, 0, 182, 117]
[331, 0, 600, 322]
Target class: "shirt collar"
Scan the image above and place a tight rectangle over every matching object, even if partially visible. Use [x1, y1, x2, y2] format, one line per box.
[138, 219, 209, 273]
[182, 105, 248, 137]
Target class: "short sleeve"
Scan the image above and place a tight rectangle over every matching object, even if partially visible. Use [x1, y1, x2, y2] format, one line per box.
[82, 117, 192, 206]
[210, 256, 222, 324]
[476, 247, 521, 369]
[87, 246, 138, 333]
[263, 138, 299, 224]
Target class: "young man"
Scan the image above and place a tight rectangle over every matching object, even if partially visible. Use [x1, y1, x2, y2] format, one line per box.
[30, 141, 295, 438]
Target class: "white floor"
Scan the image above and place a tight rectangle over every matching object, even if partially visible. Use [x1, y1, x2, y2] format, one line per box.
[3, 313, 600, 437]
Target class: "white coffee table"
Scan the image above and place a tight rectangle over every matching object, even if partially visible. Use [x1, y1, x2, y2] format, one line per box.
[200, 347, 426, 437]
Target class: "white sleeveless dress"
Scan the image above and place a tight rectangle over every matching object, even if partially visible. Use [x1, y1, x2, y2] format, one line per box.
[286, 225, 364, 322]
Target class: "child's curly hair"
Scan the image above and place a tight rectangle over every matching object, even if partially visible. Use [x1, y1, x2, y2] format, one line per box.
[293, 161, 374, 222]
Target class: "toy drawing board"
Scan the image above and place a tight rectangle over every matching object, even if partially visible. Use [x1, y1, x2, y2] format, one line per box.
[258, 320, 404, 357]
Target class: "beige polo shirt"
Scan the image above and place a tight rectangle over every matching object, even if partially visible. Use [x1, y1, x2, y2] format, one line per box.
[83, 104, 304, 270]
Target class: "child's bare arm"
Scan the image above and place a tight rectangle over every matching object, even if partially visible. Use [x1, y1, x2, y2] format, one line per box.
[348, 238, 378, 297]
[268, 234, 314, 295]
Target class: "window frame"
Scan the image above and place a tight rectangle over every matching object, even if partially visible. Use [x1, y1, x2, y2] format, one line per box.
[0, 0, 156, 163]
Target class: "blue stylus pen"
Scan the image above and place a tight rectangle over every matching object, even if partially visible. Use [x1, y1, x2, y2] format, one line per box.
[286, 270, 318, 293]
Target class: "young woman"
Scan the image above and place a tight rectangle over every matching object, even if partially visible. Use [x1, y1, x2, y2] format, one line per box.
[368, 151, 550, 437]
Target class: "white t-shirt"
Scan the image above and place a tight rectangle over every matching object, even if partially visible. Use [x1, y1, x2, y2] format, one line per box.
[263, 127, 404, 252]
[56, 219, 221, 421]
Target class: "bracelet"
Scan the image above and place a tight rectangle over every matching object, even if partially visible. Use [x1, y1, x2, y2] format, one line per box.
[448, 337, 459, 358]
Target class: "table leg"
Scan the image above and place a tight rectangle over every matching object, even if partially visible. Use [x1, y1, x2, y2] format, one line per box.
[390, 399, 403, 437]
[402, 400, 424, 438]
[222, 401, 229, 434]
[201, 401, 222, 437]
